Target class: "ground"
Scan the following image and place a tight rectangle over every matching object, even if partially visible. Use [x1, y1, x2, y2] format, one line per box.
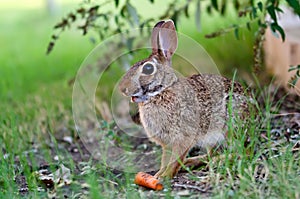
[2, 86, 299, 198]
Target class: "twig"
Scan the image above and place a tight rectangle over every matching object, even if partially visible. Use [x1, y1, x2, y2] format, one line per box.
[173, 183, 209, 192]
[271, 112, 300, 117]
[98, 176, 119, 186]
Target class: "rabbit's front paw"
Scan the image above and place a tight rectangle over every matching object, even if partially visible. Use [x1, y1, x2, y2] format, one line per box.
[157, 162, 181, 179]
[154, 168, 166, 179]
[154, 166, 175, 179]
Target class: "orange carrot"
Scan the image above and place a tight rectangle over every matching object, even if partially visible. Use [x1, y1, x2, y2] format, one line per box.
[134, 172, 163, 191]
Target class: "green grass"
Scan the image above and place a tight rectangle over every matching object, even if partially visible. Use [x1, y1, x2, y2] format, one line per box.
[0, 1, 94, 101]
[0, 1, 299, 198]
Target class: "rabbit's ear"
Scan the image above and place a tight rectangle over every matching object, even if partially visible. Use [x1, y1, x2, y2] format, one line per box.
[151, 21, 165, 54]
[151, 20, 178, 60]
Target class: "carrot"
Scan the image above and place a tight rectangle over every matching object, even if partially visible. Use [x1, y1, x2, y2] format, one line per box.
[134, 172, 163, 191]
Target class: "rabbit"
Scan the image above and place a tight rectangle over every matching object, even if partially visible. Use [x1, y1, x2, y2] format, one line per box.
[119, 20, 249, 179]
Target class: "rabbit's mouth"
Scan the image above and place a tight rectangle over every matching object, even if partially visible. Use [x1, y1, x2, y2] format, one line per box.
[131, 95, 149, 103]
[131, 85, 163, 103]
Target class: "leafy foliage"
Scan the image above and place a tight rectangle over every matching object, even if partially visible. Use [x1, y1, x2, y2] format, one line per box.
[47, 0, 300, 49]
[47, 0, 300, 84]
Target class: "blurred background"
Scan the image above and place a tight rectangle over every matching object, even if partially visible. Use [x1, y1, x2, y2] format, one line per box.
[0, 0, 258, 105]
[1, 0, 94, 102]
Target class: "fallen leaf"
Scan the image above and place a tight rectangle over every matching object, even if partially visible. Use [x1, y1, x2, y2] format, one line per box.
[54, 164, 72, 186]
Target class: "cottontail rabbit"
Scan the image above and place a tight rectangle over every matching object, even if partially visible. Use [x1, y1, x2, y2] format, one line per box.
[119, 20, 249, 179]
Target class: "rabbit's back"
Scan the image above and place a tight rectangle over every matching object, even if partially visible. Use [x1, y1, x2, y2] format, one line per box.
[138, 73, 249, 148]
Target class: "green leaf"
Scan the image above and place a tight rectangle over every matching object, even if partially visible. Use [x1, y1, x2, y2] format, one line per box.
[258, 19, 267, 28]
[270, 23, 285, 41]
[114, 0, 119, 7]
[275, 6, 284, 13]
[234, 25, 239, 40]
[289, 77, 299, 87]
[51, 34, 59, 40]
[76, 8, 86, 18]
[46, 42, 55, 54]
[184, 5, 189, 17]
[206, 5, 212, 15]
[286, 0, 300, 16]
[288, 65, 300, 72]
[234, 0, 240, 10]
[149, 0, 154, 3]
[251, 7, 257, 19]
[195, 0, 201, 32]
[120, 5, 126, 17]
[246, 22, 251, 31]
[211, 0, 218, 11]
[221, 0, 226, 15]
[257, 2, 263, 12]
[114, 15, 119, 24]
[288, 67, 300, 87]
[126, 2, 139, 26]
[88, 5, 99, 13]
[171, 11, 178, 28]
[267, 5, 277, 22]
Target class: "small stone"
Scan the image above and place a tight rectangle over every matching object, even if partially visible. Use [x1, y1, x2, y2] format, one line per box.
[228, 189, 235, 197]
[53, 155, 59, 161]
[63, 136, 73, 144]
[176, 190, 190, 196]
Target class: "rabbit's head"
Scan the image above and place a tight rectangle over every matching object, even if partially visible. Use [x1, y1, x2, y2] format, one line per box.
[119, 20, 178, 103]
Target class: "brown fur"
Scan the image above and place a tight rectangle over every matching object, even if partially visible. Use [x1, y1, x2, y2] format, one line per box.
[119, 20, 249, 179]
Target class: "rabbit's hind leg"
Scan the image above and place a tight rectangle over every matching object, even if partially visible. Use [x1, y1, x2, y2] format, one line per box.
[184, 147, 214, 168]
[184, 146, 230, 169]
[183, 154, 208, 168]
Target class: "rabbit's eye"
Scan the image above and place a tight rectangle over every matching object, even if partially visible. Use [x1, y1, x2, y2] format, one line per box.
[142, 63, 155, 75]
